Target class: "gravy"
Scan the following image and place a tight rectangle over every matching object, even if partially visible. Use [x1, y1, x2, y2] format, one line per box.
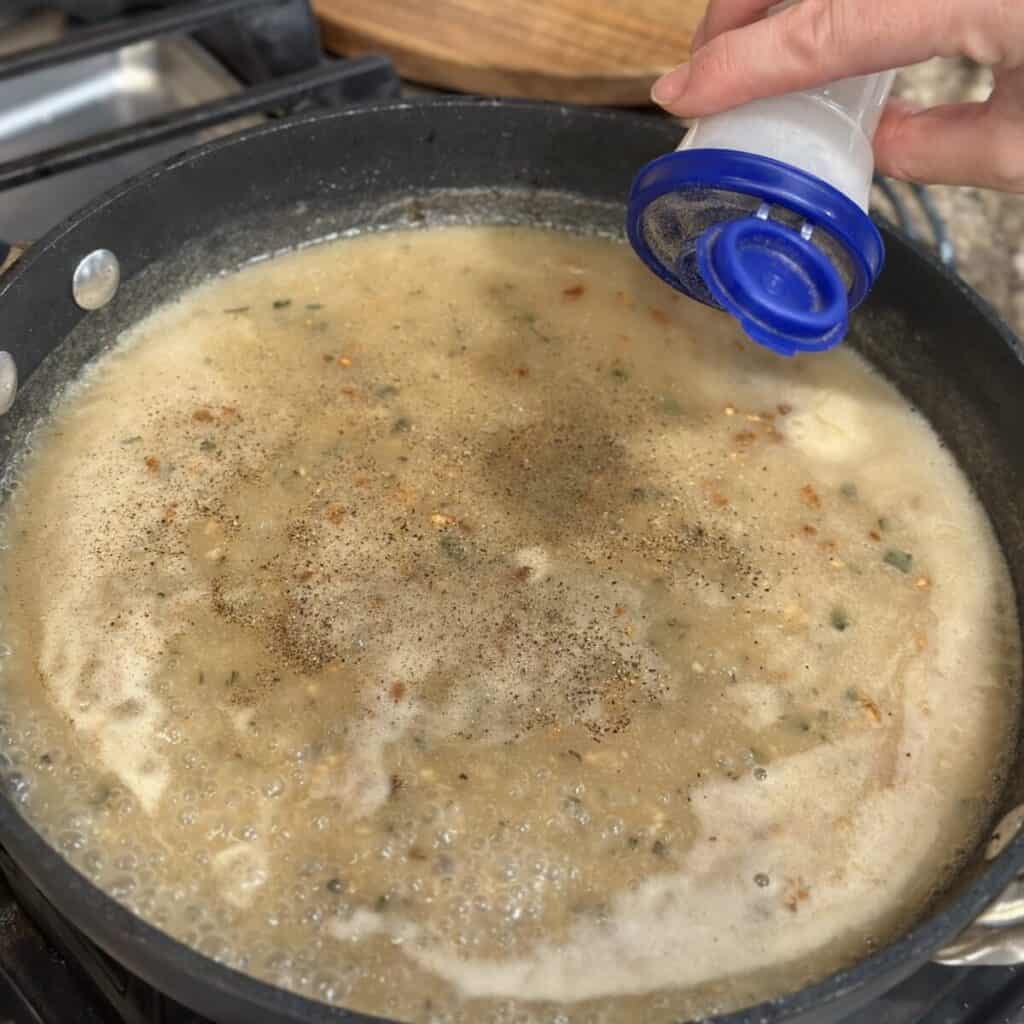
[0, 226, 1017, 1022]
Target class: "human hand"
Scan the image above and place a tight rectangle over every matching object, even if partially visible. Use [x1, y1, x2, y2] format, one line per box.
[651, 0, 1024, 193]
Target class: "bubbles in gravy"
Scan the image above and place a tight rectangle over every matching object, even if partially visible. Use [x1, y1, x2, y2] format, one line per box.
[0, 226, 1018, 1023]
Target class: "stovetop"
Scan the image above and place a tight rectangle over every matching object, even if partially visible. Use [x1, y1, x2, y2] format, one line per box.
[0, 4, 1018, 1024]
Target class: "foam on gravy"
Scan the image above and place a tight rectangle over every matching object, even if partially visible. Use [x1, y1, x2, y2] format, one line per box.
[0, 226, 1017, 1023]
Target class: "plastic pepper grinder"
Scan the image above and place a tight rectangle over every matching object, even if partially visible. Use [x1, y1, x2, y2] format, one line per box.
[627, 62, 895, 356]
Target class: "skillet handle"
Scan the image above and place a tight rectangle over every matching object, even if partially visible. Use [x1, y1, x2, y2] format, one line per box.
[933, 804, 1024, 965]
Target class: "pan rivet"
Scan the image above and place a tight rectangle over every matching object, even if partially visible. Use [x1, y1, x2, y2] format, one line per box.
[0, 352, 16, 416]
[72, 249, 120, 311]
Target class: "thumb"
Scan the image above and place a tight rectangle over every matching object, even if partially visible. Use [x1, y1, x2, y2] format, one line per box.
[874, 89, 1024, 192]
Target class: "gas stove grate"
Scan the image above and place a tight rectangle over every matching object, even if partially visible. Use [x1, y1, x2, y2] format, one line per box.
[0, 0, 399, 196]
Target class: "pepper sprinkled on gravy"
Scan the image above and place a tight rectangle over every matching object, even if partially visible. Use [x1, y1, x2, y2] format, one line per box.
[0, 226, 1017, 1023]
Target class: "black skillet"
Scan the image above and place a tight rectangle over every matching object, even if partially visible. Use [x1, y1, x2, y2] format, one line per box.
[0, 98, 1023, 1024]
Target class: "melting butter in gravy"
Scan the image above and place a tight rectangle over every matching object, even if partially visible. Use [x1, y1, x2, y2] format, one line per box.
[0, 226, 1018, 1023]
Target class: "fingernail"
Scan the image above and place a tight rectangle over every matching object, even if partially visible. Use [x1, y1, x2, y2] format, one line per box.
[652, 63, 691, 107]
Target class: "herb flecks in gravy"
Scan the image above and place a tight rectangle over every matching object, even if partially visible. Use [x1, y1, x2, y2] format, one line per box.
[0, 227, 1018, 1023]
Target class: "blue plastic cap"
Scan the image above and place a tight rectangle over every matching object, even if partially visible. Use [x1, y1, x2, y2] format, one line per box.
[695, 217, 847, 356]
[625, 148, 885, 357]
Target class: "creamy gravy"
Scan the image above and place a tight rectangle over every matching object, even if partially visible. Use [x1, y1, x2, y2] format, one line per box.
[0, 226, 1018, 1023]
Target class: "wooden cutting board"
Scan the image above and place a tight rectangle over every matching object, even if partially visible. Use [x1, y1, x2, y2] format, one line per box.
[312, 0, 704, 106]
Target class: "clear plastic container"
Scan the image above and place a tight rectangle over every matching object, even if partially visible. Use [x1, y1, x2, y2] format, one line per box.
[675, 0, 893, 209]
[677, 71, 895, 209]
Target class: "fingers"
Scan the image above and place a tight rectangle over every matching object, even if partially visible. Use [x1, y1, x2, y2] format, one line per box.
[655, 0, 1024, 192]
[663, 0, 777, 102]
[874, 88, 1024, 192]
[652, 64, 692, 106]
[689, 15, 707, 53]
[654, 0, 956, 118]
[691, 0, 777, 50]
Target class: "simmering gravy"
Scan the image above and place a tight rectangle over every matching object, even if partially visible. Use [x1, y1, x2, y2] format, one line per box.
[0, 226, 1018, 1022]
